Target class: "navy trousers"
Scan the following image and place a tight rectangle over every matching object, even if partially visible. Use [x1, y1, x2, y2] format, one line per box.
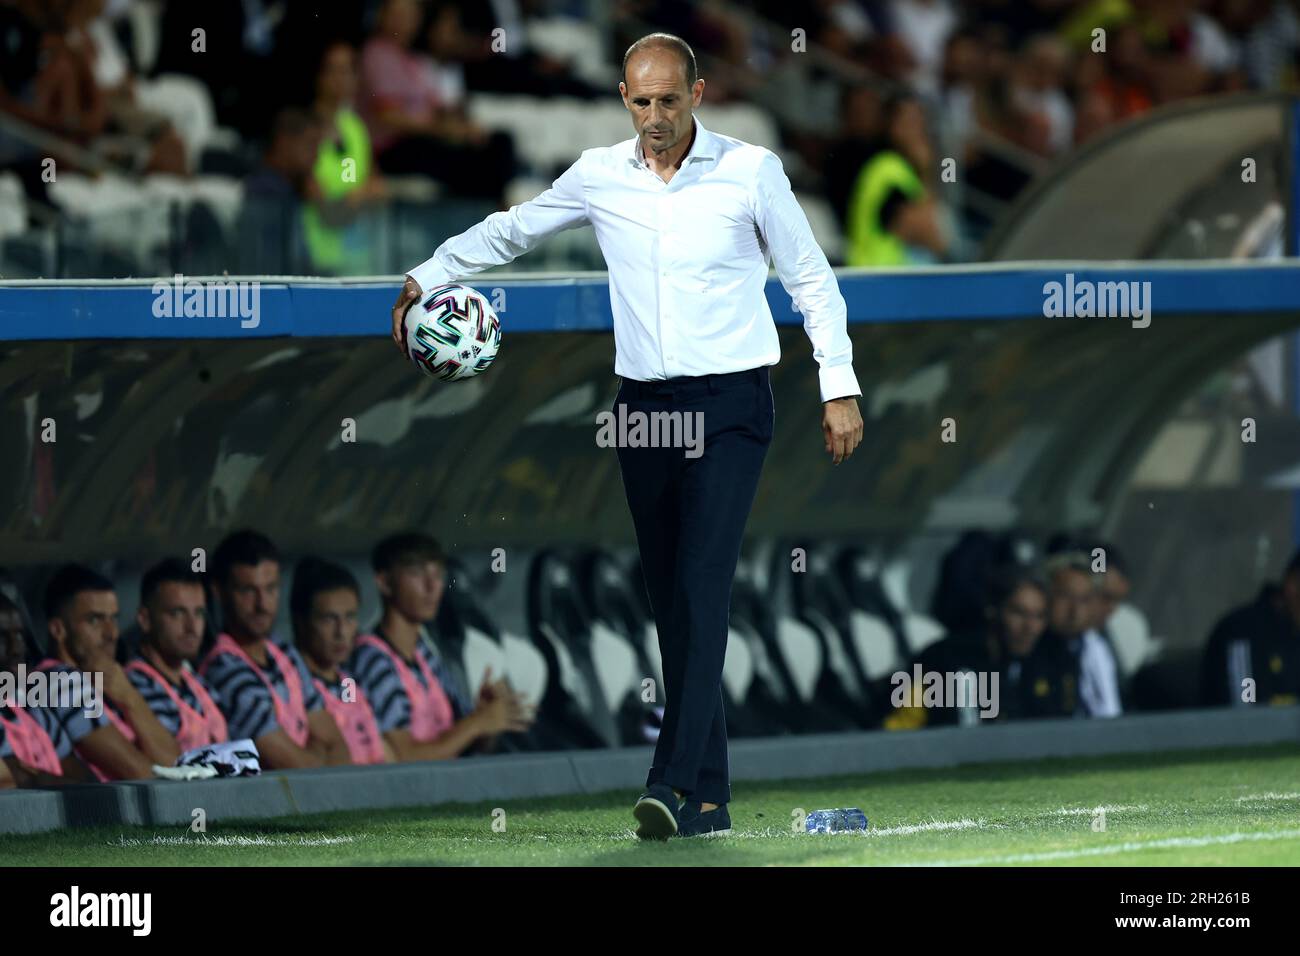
[614, 366, 774, 806]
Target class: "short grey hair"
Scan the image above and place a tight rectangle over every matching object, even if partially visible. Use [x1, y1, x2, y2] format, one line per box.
[622, 32, 698, 88]
[1044, 551, 1102, 590]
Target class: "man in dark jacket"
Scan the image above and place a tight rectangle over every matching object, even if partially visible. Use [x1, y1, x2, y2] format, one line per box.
[1201, 548, 1300, 708]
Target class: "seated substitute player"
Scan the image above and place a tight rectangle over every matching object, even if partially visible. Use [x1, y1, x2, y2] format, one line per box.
[40, 564, 176, 778]
[1201, 547, 1300, 707]
[200, 530, 350, 768]
[1043, 551, 1120, 718]
[989, 569, 1078, 721]
[887, 566, 1073, 729]
[126, 558, 228, 752]
[291, 557, 393, 765]
[2, 594, 81, 787]
[0, 589, 146, 784]
[350, 533, 534, 761]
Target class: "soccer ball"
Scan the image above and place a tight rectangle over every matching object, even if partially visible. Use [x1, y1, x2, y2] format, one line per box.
[403, 283, 501, 381]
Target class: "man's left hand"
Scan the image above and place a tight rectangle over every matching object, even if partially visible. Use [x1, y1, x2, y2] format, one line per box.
[822, 396, 863, 465]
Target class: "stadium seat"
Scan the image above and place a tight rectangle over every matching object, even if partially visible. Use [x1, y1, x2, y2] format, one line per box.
[640, 621, 664, 690]
[526, 551, 624, 748]
[142, 174, 244, 273]
[468, 99, 782, 180]
[423, 539, 551, 724]
[724, 595, 799, 736]
[848, 611, 902, 681]
[784, 543, 878, 726]
[466, 95, 548, 170]
[696, 104, 781, 151]
[536, 623, 595, 714]
[0, 173, 26, 240]
[500, 629, 548, 710]
[467, 96, 633, 174]
[576, 550, 664, 739]
[504, 176, 551, 209]
[443, 604, 506, 694]
[383, 175, 443, 203]
[46, 172, 155, 262]
[901, 613, 947, 655]
[729, 567, 849, 733]
[719, 626, 755, 707]
[133, 74, 219, 174]
[794, 192, 844, 264]
[756, 539, 858, 730]
[837, 547, 912, 669]
[525, 17, 618, 89]
[589, 620, 639, 717]
[125, 0, 163, 74]
[799, 606, 877, 727]
[589, 105, 639, 153]
[1107, 602, 1160, 678]
[435, 560, 544, 752]
[45, 170, 245, 276]
[881, 558, 914, 614]
[539, 101, 589, 166]
[774, 616, 823, 703]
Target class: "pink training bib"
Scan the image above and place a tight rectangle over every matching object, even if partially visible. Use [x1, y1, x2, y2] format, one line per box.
[313, 673, 385, 765]
[34, 658, 135, 781]
[200, 635, 310, 747]
[356, 634, 454, 742]
[0, 705, 62, 776]
[126, 658, 228, 752]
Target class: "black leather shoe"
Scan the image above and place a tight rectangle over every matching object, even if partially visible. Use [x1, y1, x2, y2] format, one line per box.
[633, 783, 681, 840]
[676, 801, 732, 838]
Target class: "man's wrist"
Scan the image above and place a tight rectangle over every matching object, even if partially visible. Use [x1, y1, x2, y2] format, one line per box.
[818, 365, 861, 404]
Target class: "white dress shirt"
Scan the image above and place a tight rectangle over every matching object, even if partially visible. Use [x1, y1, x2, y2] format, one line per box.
[406, 116, 861, 402]
[1078, 629, 1123, 718]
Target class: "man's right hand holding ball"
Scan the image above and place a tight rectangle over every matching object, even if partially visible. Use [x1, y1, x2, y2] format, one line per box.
[391, 277, 423, 359]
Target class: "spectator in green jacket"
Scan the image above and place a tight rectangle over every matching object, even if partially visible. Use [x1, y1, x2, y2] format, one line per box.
[845, 92, 949, 267]
[306, 41, 389, 274]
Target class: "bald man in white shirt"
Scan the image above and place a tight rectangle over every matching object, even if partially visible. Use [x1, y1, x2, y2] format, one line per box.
[392, 32, 863, 839]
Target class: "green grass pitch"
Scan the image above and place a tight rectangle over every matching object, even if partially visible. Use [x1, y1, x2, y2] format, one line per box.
[3, 743, 1299, 866]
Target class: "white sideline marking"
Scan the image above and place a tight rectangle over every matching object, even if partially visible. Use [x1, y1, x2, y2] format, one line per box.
[613, 818, 987, 840]
[868, 819, 984, 836]
[1052, 804, 1148, 816]
[1234, 791, 1300, 802]
[112, 834, 357, 848]
[909, 828, 1300, 866]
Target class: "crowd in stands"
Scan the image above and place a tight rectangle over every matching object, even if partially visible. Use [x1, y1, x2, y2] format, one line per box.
[3, 0, 1298, 276]
[3, 521, 1297, 789]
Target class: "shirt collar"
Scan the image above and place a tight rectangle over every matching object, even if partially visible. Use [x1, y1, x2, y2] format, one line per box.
[630, 115, 716, 169]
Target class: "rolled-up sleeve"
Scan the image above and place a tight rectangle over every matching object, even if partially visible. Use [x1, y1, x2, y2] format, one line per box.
[407, 156, 590, 293]
[752, 151, 861, 402]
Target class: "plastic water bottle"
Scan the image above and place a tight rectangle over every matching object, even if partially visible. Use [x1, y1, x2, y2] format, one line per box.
[805, 808, 869, 833]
